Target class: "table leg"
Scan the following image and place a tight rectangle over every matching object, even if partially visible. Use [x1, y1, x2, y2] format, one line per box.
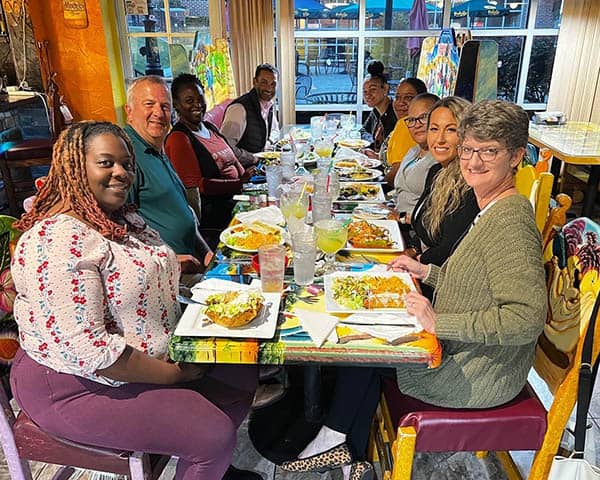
[582, 165, 600, 218]
[304, 365, 322, 423]
[549, 156, 562, 196]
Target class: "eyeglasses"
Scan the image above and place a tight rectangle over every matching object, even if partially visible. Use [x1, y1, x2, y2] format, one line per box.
[458, 145, 511, 162]
[404, 113, 429, 128]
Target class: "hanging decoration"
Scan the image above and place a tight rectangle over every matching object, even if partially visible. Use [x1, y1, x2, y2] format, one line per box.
[62, 0, 88, 29]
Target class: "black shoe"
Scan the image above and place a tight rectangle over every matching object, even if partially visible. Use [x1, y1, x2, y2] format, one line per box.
[251, 383, 286, 409]
[222, 465, 264, 480]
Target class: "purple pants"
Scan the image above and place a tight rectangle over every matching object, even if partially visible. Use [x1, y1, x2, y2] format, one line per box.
[10, 349, 257, 480]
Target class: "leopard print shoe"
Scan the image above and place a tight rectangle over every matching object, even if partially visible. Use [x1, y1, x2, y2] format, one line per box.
[349, 461, 374, 480]
[280, 443, 352, 473]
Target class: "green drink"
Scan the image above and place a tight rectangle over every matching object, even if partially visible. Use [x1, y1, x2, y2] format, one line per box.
[315, 219, 348, 273]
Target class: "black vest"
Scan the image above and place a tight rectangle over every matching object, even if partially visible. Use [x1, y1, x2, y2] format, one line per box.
[228, 89, 273, 153]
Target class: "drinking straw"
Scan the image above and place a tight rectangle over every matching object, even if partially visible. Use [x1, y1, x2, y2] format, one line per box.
[289, 130, 297, 153]
[297, 180, 308, 205]
[325, 159, 334, 193]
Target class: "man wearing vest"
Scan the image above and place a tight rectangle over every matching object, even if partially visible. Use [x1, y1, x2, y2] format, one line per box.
[221, 63, 280, 166]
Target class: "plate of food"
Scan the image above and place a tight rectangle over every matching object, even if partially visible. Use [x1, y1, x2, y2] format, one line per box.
[338, 168, 382, 182]
[352, 205, 392, 220]
[337, 138, 370, 149]
[174, 279, 282, 338]
[220, 221, 284, 253]
[324, 269, 416, 313]
[255, 151, 281, 161]
[361, 158, 382, 169]
[298, 150, 320, 166]
[333, 159, 361, 170]
[344, 219, 404, 252]
[337, 183, 385, 203]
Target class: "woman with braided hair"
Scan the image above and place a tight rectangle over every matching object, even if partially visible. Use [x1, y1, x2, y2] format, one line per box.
[10, 121, 259, 480]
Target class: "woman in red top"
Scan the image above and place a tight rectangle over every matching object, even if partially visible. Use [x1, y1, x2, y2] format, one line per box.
[165, 74, 255, 229]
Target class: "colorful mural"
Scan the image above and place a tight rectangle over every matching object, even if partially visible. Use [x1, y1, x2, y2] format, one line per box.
[192, 37, 236, 110]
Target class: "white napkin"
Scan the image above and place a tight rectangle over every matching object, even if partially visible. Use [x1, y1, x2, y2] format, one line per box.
[335, 146, 369, 162]
[235, 206, 285, 226]
[294, 307, 339, 347]
[342, 311, 416, 326]
[348, 324, 422, 344]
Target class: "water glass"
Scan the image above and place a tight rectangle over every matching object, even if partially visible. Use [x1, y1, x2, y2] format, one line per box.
[265, 165, 283, 198]
[315, 139, 334, 159]
[310, 116, 324, 140]
[280, 151, 296, 182]
[293, 243, 316, 286]
[340, 114, 355, 134]
[324, 118, 338, 138]
[258, 244, 286, 293]
[312, 192, 334, 224]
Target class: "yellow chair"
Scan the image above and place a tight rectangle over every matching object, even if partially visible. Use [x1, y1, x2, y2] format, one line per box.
[372, 200, 600, 480]
[515, 164, 555, 233]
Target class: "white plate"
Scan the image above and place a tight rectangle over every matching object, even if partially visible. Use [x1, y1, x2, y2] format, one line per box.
[337, 138, 370, 149]
[361, 158, 382, 169]
[343, 219, 405, 252]
[341, 312, 419, 327]
[338, 168, 382, 182]
[220, 223, 284, 253]
[352, 205, 391, 220]
[174, 279, 282, 339]
[336, 183, 385, 203]
[324, 268, 417, 313]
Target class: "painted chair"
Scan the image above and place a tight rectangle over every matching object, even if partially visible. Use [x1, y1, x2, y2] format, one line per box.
[372, 201, 600, 480]
[0, 216, 171, 480]
[515, 164, 554, 233]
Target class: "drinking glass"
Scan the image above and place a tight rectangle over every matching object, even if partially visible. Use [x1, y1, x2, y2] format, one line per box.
[310, 116, 324, 140]
[340, 114, 355, 135]
[258, 244, 286, 292]
[291, 229, 316, 286]
[315, 139, 334, 159]
[280, 151, 296, 182]
[265, 165, 283, 198]
[314, 219, 348, 273]
[324, 117, 338, 138]
[280, 188, 309, 235]
[312, 192, 334, 224]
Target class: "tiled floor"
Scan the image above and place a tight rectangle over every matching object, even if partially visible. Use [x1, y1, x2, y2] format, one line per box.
[2, 367, 598, 480]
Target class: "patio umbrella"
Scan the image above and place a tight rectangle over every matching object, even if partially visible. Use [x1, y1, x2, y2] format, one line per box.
[451, 0, 510, 18]
[408, 0, 428, 57]
[294, 0, 329, 19]
[330, 0, 434, 19]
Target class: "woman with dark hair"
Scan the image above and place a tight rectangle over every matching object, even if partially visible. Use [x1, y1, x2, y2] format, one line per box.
[10, 121, 258, 480]
[381, 78, 428, 182]
[165, 73, 255, 230]
[360, 61, 397, 151]
[411, 97, 479, 269]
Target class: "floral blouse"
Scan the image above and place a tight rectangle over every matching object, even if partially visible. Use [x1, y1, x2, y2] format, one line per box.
[11, 213, 181, 386]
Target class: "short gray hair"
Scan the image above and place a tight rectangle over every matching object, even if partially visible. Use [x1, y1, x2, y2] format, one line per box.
[458, 100, 529, 150]
[126, 75, 171, 107]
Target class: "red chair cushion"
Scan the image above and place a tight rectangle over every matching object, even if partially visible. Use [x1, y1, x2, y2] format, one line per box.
[382, 377, 547, 452]
[13, 410, 132, 475]
[204, 99, 233, 129]
[1, 139, 54, 163]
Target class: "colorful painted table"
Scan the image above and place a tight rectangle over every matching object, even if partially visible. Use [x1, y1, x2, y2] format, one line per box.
[528, 121, 600, 216]
[169, 209, 441, 368]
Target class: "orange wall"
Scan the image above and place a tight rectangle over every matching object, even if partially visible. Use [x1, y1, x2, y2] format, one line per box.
[27, 0, 116, 122]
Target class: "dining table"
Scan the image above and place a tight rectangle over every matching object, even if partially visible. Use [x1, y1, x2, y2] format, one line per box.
[528, 121, 600, 217]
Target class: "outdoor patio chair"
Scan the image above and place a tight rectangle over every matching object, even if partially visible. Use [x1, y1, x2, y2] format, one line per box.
[372, 197, 600, 480]
[305, 92, 357, 104]
[295, 74, 312, 99]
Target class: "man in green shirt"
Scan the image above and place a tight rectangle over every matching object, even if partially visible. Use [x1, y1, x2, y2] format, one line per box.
[124, 75, 212, 276]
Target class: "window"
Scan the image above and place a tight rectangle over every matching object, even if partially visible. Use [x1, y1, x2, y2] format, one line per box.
[118, 0, 210, 79]
[288, 0, 563, 118]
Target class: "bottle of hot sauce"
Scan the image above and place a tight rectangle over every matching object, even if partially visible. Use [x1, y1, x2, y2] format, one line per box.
[63, 0, 88, 29]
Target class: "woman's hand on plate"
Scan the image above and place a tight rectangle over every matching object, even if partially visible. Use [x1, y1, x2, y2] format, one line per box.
[362, 148, 379, 159]
[387, 255, 430, 279]
[404, 291, 436, 334]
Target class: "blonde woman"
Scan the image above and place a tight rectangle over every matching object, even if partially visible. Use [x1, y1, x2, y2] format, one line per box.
[411, 97, 479, 270]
